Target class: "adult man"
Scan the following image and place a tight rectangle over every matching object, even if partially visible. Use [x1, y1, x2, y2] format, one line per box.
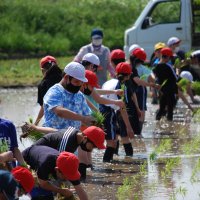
[43, 61, 93, 129]
[0, 166, 34, 200]
[74, 28, 115, 86]
[23, 146, 88, 200]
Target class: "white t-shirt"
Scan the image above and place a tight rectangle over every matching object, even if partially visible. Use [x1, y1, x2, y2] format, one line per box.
[101, 79, 120, 110]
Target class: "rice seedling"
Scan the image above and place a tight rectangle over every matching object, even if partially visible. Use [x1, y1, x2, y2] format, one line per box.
[91, 110, 105, 128]
[191, 81, 200, 96]
[20, 117, 43, 142]
[0, 139, 9, 153]
[177, 78, 190, 92]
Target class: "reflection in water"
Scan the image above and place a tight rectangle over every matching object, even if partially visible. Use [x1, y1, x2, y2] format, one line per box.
[0, 88, 200, 200]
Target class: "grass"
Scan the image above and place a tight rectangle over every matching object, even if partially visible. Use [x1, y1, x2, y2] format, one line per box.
[0, 56, 74, 87]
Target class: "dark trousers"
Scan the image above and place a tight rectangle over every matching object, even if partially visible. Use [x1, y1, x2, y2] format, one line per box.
[156, 92, 176, 121]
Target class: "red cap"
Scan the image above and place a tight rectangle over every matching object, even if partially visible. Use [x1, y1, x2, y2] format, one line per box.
[132, 48, 147, 62]
[161, 47, 173, 57]
[11, 166, 34, 193]
[40, 55, 57, 68]
[116, 62, 132, 74]
[110, 49, 125, 60]
[56, 152, 80, 181]
[83, 126, 106, 149]
[85, 70, 100, 88]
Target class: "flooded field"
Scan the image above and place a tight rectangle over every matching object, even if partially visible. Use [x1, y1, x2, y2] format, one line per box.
[0, 87, 200, 200]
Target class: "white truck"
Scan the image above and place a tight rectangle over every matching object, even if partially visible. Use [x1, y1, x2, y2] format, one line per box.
[124, 0, 200, 59]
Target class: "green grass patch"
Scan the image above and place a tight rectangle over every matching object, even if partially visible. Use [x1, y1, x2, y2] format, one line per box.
[0, 56, 73, 87]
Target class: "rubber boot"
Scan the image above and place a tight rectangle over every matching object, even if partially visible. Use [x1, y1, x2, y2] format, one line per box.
[114, 140, 119, 155]
[123, 143, 133, 156]
[78, 163, 87, 181]
[103, 147, 115, 162]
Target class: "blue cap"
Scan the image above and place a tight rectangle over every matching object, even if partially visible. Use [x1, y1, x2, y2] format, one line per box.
[91, 29, 103, 38]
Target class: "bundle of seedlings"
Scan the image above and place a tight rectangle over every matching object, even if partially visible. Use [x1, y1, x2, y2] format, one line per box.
[177, 78, 190, 92]
[91, 110, 105, 129]
[191, 81, 200, 96]
[20, 118, 43, 142]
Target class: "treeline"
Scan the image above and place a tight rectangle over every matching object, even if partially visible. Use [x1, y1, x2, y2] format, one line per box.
[0, 0, 148, 59]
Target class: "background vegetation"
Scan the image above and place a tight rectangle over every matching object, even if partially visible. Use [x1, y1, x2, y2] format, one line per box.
[0, 0, 149, 59]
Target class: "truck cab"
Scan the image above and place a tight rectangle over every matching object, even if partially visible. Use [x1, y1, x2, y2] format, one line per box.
[124, 0, 200, 59]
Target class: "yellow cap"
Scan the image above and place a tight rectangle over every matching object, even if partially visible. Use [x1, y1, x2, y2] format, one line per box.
[154, 42, 166, 51]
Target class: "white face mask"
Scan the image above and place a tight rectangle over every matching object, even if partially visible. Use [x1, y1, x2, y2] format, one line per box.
[92, 38, 103, 46]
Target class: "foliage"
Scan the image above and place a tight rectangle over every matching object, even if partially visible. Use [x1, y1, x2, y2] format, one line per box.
[191, 81, 200, 96]
[0, 0, 148, 58]
[177, 78, 190, 92]
[91, 110, 105, 128]
[0, 56, 73, 86]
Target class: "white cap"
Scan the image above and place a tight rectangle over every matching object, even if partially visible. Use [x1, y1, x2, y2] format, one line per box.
[129, 44, 143, 55]
[167, 37, 181, 46]
[180, 71, 193, 82]
[191, 50, 200, 57]
[64, 62, 88, 82]
[82, 53, 100, 66]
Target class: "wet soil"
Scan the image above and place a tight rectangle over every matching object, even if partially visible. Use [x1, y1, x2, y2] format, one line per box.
[1, 88, 200, 200]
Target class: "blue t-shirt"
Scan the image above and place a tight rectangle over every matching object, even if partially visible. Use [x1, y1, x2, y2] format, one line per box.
[0, 118, 18, 151]
[43, 83, 91, 129]
[0, 170, 20, 200]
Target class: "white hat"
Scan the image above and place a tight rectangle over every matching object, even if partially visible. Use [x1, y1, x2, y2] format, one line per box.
[64, 62, 88, 82]
[191, 50, 200, 57]
[82, 53, 100, 66]
[129, 44, 144, 55]
[167, 37, 181, 46]
[180, 71, 193, 82]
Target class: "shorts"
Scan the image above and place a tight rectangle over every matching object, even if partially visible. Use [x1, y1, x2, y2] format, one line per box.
[116, 111, 128, 138]
[99, 104, 116, 140]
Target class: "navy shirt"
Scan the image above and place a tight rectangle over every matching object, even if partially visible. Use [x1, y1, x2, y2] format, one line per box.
[34, 127, 79, 153]
[0, 118, 18, 151]
[22, 145, 80, 185]
[0, 170, 20, 200]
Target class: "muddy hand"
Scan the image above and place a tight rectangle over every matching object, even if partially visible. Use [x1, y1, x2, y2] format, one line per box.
[115, 89, 124, 96]
[115, 100, 125, 108]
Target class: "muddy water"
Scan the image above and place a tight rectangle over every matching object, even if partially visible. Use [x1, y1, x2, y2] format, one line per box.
[0, 88, 200, 200]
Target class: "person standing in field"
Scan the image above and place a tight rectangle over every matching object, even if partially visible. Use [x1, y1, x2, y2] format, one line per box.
[34, 55, 62, 125]
[74, 28, 115, 86]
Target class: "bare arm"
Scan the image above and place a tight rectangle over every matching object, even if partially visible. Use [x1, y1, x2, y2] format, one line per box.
[119, 108, 134, 139]
[91, 90, 125, 108]
[13, 148, 26, 166]
[133, 76, 154, 87]
[95, 88, 123, 96]
[38, 179, 73, 198]
[53, 106, 94, 126]
[34, 106, 44, 125]
[0, 151, 14, 163]
[178, 89, 194, 111]
[74, 184, 89, 200]
[86, 98, 98, 112]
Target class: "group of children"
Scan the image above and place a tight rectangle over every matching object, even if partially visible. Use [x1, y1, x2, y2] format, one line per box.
[1, 29, 200, 199]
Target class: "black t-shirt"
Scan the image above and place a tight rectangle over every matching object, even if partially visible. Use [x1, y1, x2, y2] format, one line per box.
[37, 73, 62, 106]
[130, 67, 140, 91]
[22, 145, 80, 185]
[34, 127, 79, 153]
[153, 63, 178, 94]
